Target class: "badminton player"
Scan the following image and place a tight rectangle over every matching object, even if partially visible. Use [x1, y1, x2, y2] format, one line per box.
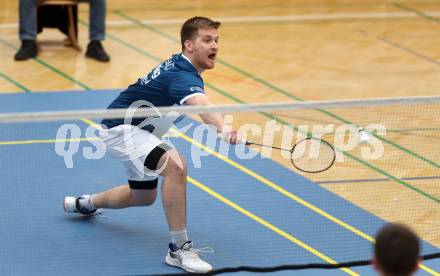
[63, 16, 239, 273]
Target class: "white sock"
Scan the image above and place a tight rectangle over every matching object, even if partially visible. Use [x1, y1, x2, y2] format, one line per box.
[89, 194, 97, 210]
[170, 229, 188, 248]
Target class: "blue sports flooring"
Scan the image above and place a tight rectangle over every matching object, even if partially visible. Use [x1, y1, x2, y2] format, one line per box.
[0, 90, 439, 276]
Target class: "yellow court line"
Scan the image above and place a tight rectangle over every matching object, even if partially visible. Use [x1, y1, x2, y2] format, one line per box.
[1, 121, 437, 274]
[0, 137, 99, 145]
[171, 129, 439, 276]
[187, 176, 358, 276]
[0, 120, 173, 146]
[81, 118, 101, 129]
[73, 120, 438, 275]
[170, 128, 374, 241]
[77, 119, 356, 274]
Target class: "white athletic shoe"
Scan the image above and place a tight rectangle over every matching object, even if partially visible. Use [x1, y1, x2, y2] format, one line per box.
[165, 241, 213, 273]
[63, 195, 102, 217]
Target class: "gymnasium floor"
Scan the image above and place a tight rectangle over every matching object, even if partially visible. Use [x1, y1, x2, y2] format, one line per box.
[0, 0, 439, 275]
[0, 90, 438, 276]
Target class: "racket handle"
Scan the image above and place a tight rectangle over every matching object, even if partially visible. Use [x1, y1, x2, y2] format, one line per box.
[217, 132, 247, 144]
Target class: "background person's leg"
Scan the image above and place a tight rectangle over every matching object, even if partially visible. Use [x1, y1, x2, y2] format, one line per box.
[86, 0, 110, 61]
[19, 0, 37, 40]
[15, 0, 37, 60]
[89, 0, 105, 41]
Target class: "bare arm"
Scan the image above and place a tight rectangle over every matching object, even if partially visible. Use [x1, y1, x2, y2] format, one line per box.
[184, 94, 224, 131]
[184, 94, 240, 144]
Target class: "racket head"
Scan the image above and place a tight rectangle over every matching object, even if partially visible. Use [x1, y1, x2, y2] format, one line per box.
[290, 137, 336, 173]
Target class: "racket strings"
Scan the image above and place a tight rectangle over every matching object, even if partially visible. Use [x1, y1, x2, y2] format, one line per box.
[290, 138, 336, 173]
[246, 138, 336, 173]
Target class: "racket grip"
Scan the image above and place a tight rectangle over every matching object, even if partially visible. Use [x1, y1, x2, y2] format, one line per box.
[217, 132, 247, 144]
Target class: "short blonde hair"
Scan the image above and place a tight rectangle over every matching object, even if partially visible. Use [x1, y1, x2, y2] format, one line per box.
[180, 17, 221, 50]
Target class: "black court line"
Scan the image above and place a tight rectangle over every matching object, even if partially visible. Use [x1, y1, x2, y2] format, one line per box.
[378, 36, 440, 67]
[317, 175, 440, 184]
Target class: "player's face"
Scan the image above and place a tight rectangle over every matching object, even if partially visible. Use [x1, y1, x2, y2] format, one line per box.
[191, 28, 219, 71]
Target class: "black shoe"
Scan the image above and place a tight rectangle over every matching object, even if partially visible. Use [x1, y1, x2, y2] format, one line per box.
[85, 40, 110, 62]
[14, 40, 37, 61]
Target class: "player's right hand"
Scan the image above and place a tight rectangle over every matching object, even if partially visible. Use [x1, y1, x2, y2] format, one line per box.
[219, 130, 245, 145]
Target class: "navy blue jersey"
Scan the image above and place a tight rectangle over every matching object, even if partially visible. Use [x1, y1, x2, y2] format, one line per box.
[101, 54, 205, 130]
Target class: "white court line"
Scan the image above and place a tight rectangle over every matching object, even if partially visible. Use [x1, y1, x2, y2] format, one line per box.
[0, 23, 18, 29]
[1, 11, 440, 29]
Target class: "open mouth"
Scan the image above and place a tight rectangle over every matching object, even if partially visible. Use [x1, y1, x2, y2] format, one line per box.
[208, 53, 216, 60]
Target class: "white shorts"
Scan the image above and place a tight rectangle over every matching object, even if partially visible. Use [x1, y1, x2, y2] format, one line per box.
[98, 124, 172, 185]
